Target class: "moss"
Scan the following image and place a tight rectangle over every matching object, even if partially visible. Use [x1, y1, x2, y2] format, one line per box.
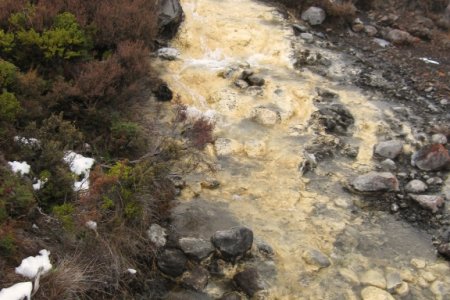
[124, 201, 141, 219]
[0, 234, 16, 257]
[52, 203, 75, 231]
[0, 91, 20, 122]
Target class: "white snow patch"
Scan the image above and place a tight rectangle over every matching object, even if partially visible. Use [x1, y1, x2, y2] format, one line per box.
[14, 136, 40, 147]
[85, 220, 97, 231]
[15, 249, 52, 279]
[127, 269, 137, 274]
[419, 57, 439, 65]
[63, 151, 95, 191]
[0, 282, 32, 300]
[8, 161, 31, 176]
[373, 38, 390, 48]
[32, 179, 46, 191]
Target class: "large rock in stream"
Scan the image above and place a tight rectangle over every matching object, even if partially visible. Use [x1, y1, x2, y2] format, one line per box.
[158, 0, 184, 39]
[349, 172, 399, 193]
[233, 268, 264, 297]
[211, 227, 253, 262]
[411, 144, 450, 171]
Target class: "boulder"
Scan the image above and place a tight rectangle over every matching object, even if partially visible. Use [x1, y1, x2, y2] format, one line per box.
[374, 140, 403, 159]
[233, 268, 264, 297]
[158, 0, 183, 39]
[409, 194, 445, 213]
[313, 104, 354, 134]
[179, 237, 215, 261]
[300, 32, 314, 43]
[361, 286, 395, 300]
[350, 172, 399, 193]
[411, 144, 450, 171]
[157, 249, 187, 277]
[385, 29, 416, 45]
[181, 266, 209, 291]
[251, 107, 280, 126]
[211, 227, 253, 261]
[246, 75, 265, 87]
[157, 47, 180, 60]
[301, 7, 326, 26]
[302, 249, 331, 269]
[404, 180, 427, 193]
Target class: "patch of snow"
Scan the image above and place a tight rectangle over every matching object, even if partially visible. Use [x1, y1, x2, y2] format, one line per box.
[63, 151, 95, 191]
[419, 57, 439, 65]
[85, 220, 97, 231]
[15, 249, 52, 279]
[8, 161, 31, 176]
[373, 38, 390, 48]
[14, 136, 40, 147]
[127, 269, 137, 274]
[0, 282, 32, 300]
[32, 179, 46, 191]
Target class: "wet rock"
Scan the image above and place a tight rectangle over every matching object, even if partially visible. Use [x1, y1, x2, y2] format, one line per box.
[200, 179, 220, 190]
[364, 25, 378, 37]
[426, 177, 443, 185]
[386, 272, 402, 291]
[380, 159, 396, 171]
[350, 172, 399, 193]
[251, 107, 280, 126]
[158, 0, 184, 39]
[373, 38, 390, 48]
[165, 290, 212, 300]
[411, 144, 450, 171]
[246, 75, 265, 87]
[233, 268, 264, 297]
[301, 7, 326, 26]
[409, 194, 445, 213]
[430, 281, 449, 298]
[339, 268, 360, 285]
[215, 138, 243, 156]
[437, 242, 450, 259]
[360, 269, 387, 289]
[395, 282, 409, 297]
[300, 32, 314, 43]
[157, 249, 187, 277]
[179, 237, 215, 261]
[313, 104, 354, 134]
[385, 29, 416, 45]
[292, 24, 308, 35]
[157, 47, 180, 60]
[302, 249, 331, 269]
[245, 86, 264, 97]
[256, 240, 274, 257]
[155, 83, 173, 101]
[374, 140, 403, 159]
[219, 292, 243, 300]
[181, 266, 209, 291]
[410, 258, 426, 269]
[431, 134, 447, 145]
[212, 227, 253, 261]
[234, 79, 249, 89]
[361, 286, 395, 300]
[147, 224, 168, 248]
[405, 180, 428, 193]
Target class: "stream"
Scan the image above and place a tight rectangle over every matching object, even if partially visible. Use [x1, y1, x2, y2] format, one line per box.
[153, 0, 450, 298]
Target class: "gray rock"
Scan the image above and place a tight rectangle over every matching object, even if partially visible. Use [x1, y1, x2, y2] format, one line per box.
[181, 266, 209, 291]
[157, 249, 187, 277]
[374, 140, 403, 159]
[411, 144, 450, 171]
[211, 227, 253, 261]
[373, 38, 390, 48]
[350, 172, 399, 193]
[251, 107, 280, 126]
[292, 24, 309, 34]
[179, 237, 215, 261]
[158, 0, 184, 39]
[405, 180, 428, 193]
[386, 29, 416, 45]
[360, 269, 386, 289]
[302, 249, 331, 269]
[157, 47, 180, 60]
[246, 75, 265, 87]
[364, 25, 378, 37]
[409, 194, 445, 213]
[361, 286, 395, 300]
[386, 272, 402, 291]
[431, 134, 447, 145]
[234, 79, 249, 89]
[256, 240, 274, 257]
[313, 104, 355, 134]
[301, 7, 326, 26]
[147, 224, 168, 248]
[426, 177, 443, 185]
[233, 268, 264, 297]
[220, 292, 243, 300]
[380, 159, 396, 171]
[300, 32, 314, 43]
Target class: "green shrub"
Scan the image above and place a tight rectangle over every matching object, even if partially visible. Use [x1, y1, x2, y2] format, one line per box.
[0, 234, 16, 256]
[0, 29, 15, 53]
[52, 203, 75, 231]
[0, 91, 20, 122]
[0, 59, 18, 88]
[0, 167, 35, 219]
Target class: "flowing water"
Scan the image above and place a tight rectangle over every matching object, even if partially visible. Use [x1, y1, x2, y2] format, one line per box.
[153, 0, 450, 298]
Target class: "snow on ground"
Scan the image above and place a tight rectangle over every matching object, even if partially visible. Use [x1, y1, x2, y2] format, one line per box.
[8, 161, 31, 176]
[32, 179, 46, 191]
[0, 282, 32, 300]
[15, 249, 52, 279]
[13, 136, 40, 147]
[419, 57, 439, 65]
[63, 151, 95, 191]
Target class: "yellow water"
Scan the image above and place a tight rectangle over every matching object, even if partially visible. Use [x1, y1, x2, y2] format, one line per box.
[154, 0, 450, 298]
